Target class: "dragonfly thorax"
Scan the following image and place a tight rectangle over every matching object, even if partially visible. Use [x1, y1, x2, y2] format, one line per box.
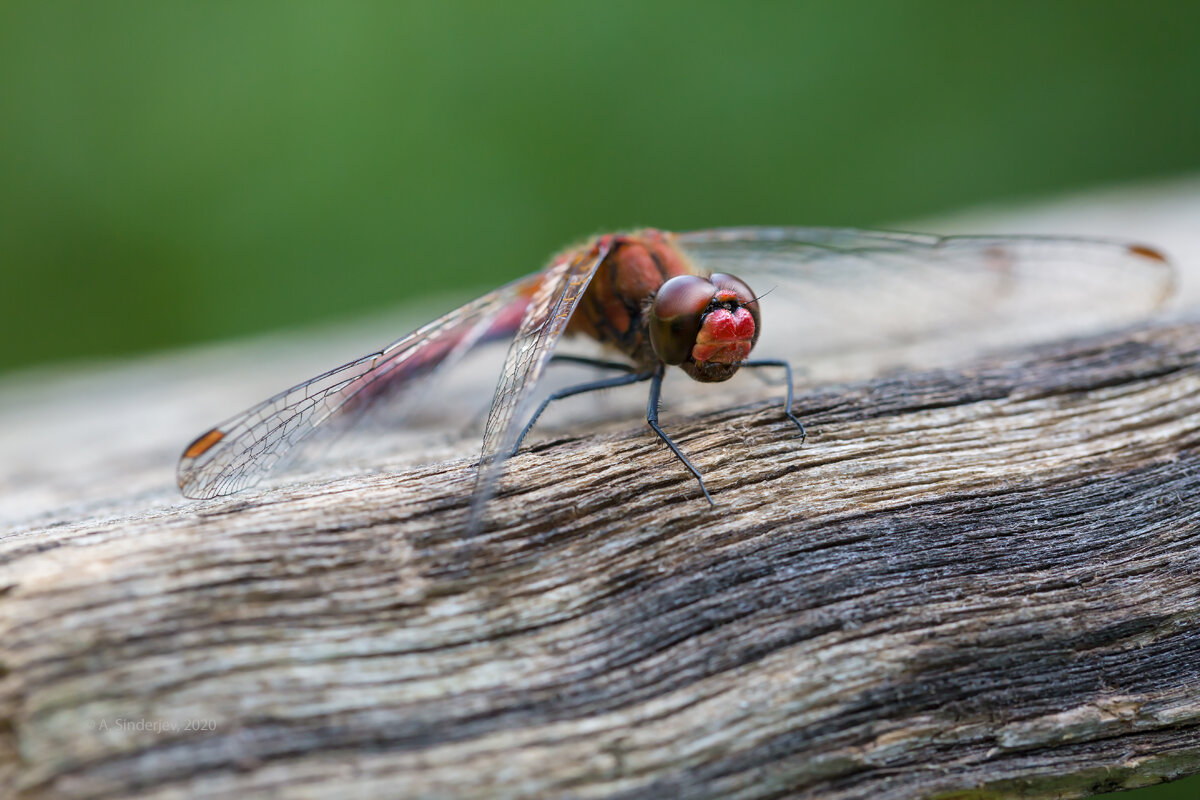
[565, 231, 761, 382]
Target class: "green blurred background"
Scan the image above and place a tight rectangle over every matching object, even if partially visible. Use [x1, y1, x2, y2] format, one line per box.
[4, 1, 1200, 379]
[2, 3, 1199, 796]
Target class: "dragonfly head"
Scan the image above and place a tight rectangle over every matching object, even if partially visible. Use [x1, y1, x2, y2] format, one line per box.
[649, 273, 760, 382]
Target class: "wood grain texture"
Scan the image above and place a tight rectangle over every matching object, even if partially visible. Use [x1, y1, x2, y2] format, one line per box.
[3, 316, 1200, 800]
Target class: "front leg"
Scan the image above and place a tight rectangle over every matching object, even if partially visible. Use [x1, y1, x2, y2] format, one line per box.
[740, 358, 806, 442]
[645, 364, 715, 505]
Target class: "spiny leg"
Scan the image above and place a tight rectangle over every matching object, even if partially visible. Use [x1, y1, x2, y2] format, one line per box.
[468, 355, 636, 442]
[741, 358, 806, 442]
[509, 364, 652, 457]
[646, 364, 715, 505]
[548, 354, 638, 373]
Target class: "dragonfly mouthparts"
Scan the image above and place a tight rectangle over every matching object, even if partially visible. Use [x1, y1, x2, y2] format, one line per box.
[693, 306, 755, 365]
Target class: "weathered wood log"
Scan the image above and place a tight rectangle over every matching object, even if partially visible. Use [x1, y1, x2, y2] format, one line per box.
[3, 313, 1200, 799]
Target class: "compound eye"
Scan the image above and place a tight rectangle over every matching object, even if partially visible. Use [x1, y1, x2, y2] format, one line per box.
[710, 272, 760, 346]
[649, 275, 716, 365]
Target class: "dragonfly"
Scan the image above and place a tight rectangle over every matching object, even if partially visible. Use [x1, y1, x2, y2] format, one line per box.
[178, 227, 1174, 523]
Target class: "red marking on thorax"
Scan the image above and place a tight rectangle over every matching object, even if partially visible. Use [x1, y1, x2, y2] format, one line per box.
[568, 230, 698, 346]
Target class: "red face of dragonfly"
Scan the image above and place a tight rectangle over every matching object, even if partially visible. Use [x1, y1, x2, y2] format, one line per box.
[648, 272, 760, 383]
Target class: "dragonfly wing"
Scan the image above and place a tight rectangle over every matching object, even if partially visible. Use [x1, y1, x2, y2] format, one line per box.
[177, 275, 540, 499]
[469, 239, 614, 527]
[675, 227, 1176, 364]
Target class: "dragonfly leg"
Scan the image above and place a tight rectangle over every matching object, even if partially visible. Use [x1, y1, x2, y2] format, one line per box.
[646, 365, 715, 506]
[741, 358, 806, 442]
[509, 369, 653, 457]
[549, 354, 638, 372]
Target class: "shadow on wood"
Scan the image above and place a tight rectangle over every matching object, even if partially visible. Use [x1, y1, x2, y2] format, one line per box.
[2, 321, 1200, 799]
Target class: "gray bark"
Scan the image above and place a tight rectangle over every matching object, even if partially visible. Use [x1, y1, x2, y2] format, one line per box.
[3, 317, 1200, 799]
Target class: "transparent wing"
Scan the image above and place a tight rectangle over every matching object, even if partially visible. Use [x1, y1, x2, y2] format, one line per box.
[675, 227, 1175, 372]
[468, 239, 613, 527]
[177, 275, 540, 499]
